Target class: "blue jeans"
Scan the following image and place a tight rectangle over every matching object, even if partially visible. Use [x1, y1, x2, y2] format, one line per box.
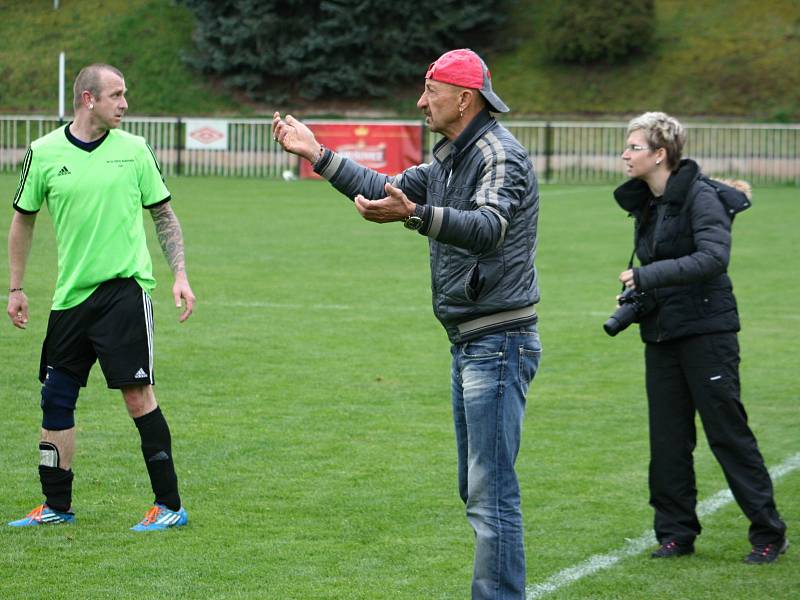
[451, 326, 542, 600]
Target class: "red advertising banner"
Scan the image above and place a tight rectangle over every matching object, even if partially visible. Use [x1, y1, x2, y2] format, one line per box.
[299, 121, 423, 179]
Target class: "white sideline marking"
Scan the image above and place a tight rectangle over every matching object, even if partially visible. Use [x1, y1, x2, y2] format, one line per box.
[526, 452, 800, 599]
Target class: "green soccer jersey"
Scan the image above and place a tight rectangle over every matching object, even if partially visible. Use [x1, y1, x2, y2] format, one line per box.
[13, 125, 170, 309]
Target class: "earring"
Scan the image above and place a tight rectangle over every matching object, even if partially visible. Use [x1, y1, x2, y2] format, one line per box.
[459, 108, 463, 119]
[89, 104, 94, 110]
[656, 159, 661, 165]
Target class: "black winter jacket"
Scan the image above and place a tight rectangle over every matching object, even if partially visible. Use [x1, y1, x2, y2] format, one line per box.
[614, 159, 742, 343]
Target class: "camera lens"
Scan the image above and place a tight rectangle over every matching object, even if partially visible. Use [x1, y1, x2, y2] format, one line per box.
[603, 303, 639, 336]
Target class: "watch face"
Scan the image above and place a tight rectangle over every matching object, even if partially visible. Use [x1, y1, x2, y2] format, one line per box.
[404, 216, 423, 231]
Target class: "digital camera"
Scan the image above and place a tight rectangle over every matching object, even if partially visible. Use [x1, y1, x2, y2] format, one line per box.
[603, 288, 654, 337]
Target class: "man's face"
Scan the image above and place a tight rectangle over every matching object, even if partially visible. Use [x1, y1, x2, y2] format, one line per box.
[417, 79, 461, 138]
[91, 70, 128, 130]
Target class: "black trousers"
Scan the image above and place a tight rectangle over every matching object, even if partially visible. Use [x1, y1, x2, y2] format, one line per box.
[645, 332, 786, 546]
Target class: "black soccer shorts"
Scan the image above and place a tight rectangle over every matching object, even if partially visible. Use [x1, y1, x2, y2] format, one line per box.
[39, 277, 155, 389]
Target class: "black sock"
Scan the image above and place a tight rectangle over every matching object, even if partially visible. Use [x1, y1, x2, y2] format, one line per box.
[133, 406, 181, 511]
[39, 465, 73, 513]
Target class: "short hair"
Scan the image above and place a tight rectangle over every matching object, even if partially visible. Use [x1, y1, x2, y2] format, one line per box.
[73, 64, 124, 110]
[627, 111, 686, 170]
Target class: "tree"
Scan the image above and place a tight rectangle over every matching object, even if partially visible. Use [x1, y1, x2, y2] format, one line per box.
[178, 0, 509, 102]
[541, 0, 655, 65]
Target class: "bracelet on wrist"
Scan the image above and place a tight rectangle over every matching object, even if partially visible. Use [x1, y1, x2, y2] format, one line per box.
[8, 287, 23, 293]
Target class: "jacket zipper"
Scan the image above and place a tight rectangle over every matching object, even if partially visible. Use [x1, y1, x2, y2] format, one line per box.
[652, 202, 666, 342]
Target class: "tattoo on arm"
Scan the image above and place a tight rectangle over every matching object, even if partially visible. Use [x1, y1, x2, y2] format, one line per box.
[150, 203, 186, 275]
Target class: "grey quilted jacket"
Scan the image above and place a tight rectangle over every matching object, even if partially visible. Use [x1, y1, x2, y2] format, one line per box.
[315, 109, 540, 343]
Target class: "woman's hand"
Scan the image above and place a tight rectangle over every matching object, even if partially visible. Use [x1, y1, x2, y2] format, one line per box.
[619, 269, 636, 289]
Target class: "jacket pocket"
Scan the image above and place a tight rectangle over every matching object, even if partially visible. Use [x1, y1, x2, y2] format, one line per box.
[465, 262, 483, 301]
[459, 253, 504, 304]
[696, 283, 737, 316]
[444, 246, 504, 305]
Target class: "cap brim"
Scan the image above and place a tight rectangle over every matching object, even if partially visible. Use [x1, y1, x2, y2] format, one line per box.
[480, 90, 510, 113]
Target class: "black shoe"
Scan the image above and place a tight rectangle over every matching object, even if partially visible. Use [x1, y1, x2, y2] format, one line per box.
[651, 540, 695, 558]
[743, 538, 789, 564]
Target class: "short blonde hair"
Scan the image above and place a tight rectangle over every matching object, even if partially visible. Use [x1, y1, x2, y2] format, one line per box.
[73, 64, 124, 110]
[627, 111, 686, 170]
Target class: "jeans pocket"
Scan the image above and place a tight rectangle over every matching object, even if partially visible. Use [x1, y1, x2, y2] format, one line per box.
[462, 333, 505, 360]
[518, 347, 541, 384]
[517, 331, 542, 384]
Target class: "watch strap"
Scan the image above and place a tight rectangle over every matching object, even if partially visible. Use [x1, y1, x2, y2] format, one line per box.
[404, 203, 428, 232]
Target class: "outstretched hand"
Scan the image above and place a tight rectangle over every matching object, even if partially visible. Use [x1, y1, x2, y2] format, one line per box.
[354, 182, 416, 224]
[272, 112, 320, 163]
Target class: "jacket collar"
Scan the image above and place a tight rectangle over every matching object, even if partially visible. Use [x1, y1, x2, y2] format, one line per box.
[453, 108, 494, 155]
[662, 158, 700, 204]
[432, 108, 495, 168]
[614, 158, 701, 213]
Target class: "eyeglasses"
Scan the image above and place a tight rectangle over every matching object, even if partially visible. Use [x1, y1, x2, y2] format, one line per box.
[623, 143, 651, 152]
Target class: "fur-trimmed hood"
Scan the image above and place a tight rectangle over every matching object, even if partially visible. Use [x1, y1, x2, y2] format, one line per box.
[711, 178, 752, 199]
[614, 159, 752, 216]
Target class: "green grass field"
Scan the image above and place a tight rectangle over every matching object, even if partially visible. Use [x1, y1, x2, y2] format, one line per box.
[0, 174, 797, 599]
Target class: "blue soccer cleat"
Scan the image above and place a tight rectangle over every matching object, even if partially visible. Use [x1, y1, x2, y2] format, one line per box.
[8, 504, 75, 527]
[131, 504, 187, 531]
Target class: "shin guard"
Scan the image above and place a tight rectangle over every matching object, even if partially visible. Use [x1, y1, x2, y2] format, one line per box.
[39, 442, 73, 513]
[133, 406, 181, 511]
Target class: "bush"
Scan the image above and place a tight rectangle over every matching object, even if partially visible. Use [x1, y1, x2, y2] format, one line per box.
[178, 0, 509, 102]
[541, 0, 655, 64]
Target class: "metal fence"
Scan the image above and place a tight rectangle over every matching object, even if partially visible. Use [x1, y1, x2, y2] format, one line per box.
[2, 115, 798, 184]
[0, 116, 294, 179]
[497, 121, 800, 185]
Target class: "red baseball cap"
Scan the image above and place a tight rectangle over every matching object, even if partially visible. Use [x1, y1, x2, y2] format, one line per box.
[425, 49, 510, 113]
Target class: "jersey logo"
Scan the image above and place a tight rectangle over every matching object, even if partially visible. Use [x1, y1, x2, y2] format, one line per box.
[134, 368, 149, 379]
[57, 165, 71, 176]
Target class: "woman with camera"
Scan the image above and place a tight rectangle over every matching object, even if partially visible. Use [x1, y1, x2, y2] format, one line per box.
[613, 112, 787, 563]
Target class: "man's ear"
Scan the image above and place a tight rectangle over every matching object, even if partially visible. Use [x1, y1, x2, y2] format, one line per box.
[461, 89, 476, 109]
[81, 90, 94, 109]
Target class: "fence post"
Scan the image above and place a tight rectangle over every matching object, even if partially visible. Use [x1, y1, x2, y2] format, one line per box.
[176, 117, 183, 176]
[544, 121, 553, 183]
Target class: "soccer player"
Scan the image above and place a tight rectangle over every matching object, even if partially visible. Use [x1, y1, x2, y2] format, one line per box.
[7, 63, 195, 531]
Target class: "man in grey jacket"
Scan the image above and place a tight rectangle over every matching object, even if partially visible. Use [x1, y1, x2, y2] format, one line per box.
[273, 48, 541, 600]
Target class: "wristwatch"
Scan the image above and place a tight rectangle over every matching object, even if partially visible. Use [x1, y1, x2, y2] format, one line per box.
[404, 204, 425, 231]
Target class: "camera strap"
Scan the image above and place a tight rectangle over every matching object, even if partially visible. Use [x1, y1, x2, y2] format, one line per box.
[626, 249, 636, 269]
[620, 249, 635, 294]
[624, 196, 654, 292]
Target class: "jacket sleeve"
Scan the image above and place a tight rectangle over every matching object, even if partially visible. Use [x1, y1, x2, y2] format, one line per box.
[422, 144, 532, 254]
[315, 149, 429, 204]
[636, 184, 731, 290]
